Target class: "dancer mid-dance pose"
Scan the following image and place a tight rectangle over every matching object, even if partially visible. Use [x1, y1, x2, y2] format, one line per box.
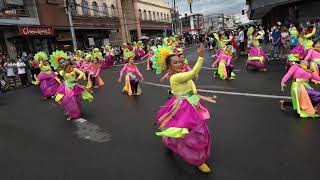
[87, 58, 104, 90]
[280, 60, 320, 118]
[153, 44, 215, 173]
[102, 45, 115, 69]
[50, 51, 93, 120]
[246, 31, 267, 71]
[118, 57, 144, 96]
[33, 51, 61, 99]
[213, 45, 235, 80]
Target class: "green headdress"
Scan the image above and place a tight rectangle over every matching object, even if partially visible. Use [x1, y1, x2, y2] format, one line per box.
[34, 51, 48, 62]
[123, 50, 135, 60]
[49, 50, 68, 70]
[151, 45, 174, 74]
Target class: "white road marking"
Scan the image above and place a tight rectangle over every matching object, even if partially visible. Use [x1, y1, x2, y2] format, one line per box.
[201, 66, 241, 72]
[142, 81, 291, 99]
[74, 118, 87, 123]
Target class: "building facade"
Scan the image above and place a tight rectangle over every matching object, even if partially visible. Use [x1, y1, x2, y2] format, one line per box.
[180, 13, 204, 35]
[247, 0, 320, 28]
[136, 0, 172, 38]
[0, 0, 172, 56]
[36, 0, 120, 51]
[0, 0, 40, 58]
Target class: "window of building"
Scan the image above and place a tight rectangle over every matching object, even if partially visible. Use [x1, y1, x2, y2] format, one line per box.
[167, 14, 170, 21]
[81, 0, 89, 16]
[157, 12, 159, 21]
[111, 5, 116, 17]
[152, 12, 156, 21]
[160, 13, 163, 22]
[139, 9, 142, 20]
[143, 10, 147, 20]
[92, 1, 98, 16]
[148, 11, 151, 21]
[102, 3, 108, 16]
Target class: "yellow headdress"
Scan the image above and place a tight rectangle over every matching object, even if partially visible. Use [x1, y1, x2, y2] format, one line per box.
[151, 45, 174, 74]
[49, 50, 68, 70]
[34, 51, 48, 62]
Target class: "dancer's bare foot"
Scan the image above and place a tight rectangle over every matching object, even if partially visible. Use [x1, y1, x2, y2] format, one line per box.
[280, 100, 286, 111]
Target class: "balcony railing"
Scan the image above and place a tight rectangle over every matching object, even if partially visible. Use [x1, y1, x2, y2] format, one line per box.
[0, 8, 29, 19]
[71, 14, 120, 29]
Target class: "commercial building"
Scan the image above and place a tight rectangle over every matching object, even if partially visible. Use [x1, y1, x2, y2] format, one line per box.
[180, 13, 204, 35]
[36, 0, 120, 50]
[0, 0, 172, 56]
[0, 0, 40, 58]
[247, 0, 320, 28]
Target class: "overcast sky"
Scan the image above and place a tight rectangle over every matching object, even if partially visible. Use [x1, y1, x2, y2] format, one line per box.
[166, 0, 247, 15]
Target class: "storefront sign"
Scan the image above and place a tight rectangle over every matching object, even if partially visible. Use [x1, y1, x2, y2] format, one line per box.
[18, 26, 54, 36]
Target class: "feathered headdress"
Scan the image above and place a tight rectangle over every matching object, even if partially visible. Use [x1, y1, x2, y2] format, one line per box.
[290, 27, 299, 37]
[104, 45, 111, 53]
[176, 48, 184, 55]
[74, 50, 83, 61]
[247, 26, 254, 36]
[123, 50, 135, 60]
[34, 51, 48, 62]
[223, 45, 233, 54]
[93, 52, 103, 61]
[93, 48, 100, 53]
[163, 37, 169, 46]
[151, 45, 174, 74]
[85, 53, 93, 61]
[49, 50, 68, 70]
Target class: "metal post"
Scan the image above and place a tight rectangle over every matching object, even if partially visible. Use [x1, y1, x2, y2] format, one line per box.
[66, 0, 77, 51]
[189, 3, 192, 14]
[222, 13, 225, 30]
[123, 13, 129, 42]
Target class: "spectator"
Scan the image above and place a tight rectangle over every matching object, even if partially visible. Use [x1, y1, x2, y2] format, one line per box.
[270, 26, 281, 60]
[16, 57, 28, 88]
[4, 59, 16, 88]
[30, 58, 40, 82]
[238, 27, 245, 54]
[280, 26, 289, 58]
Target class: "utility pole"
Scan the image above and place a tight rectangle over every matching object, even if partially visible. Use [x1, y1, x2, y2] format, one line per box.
[123, 13, 129, 42]
[222, 13, 225, 30]
[187, 0, 193, 14]
[66, 0, 77, 51]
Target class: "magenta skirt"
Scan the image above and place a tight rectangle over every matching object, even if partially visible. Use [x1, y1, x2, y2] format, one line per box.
[246, 60, 265, 70]
[102, 55, 115, 69]
[38, 72, 60, 98]
[156, 96, 211, 166]
[289, 44, 306, 58]
[56, 84, 85, 119]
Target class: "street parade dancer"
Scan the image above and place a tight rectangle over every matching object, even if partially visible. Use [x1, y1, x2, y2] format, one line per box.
[153, 44, 215, 173]
[143, 46, 155, 71]
[86, 58, 104, 90]
[102, 45, 115, 69]
[133, 41, 146, 61]
[32, 51, 61, 99]
[50, 50, 93, 120]
[212, 45, 235, 80]
[246, 30, 267, 71]
[118, 52, 144, 96]
[280, 60, 320, 118]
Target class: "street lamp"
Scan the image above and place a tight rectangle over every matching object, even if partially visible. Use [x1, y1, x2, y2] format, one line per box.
[187, 0, 193, 14]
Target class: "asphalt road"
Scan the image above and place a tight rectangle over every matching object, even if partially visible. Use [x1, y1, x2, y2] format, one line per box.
[1, 46, 320, 180]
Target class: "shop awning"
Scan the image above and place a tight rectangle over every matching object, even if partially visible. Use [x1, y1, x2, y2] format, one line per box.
[248, 0, 303, 19]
